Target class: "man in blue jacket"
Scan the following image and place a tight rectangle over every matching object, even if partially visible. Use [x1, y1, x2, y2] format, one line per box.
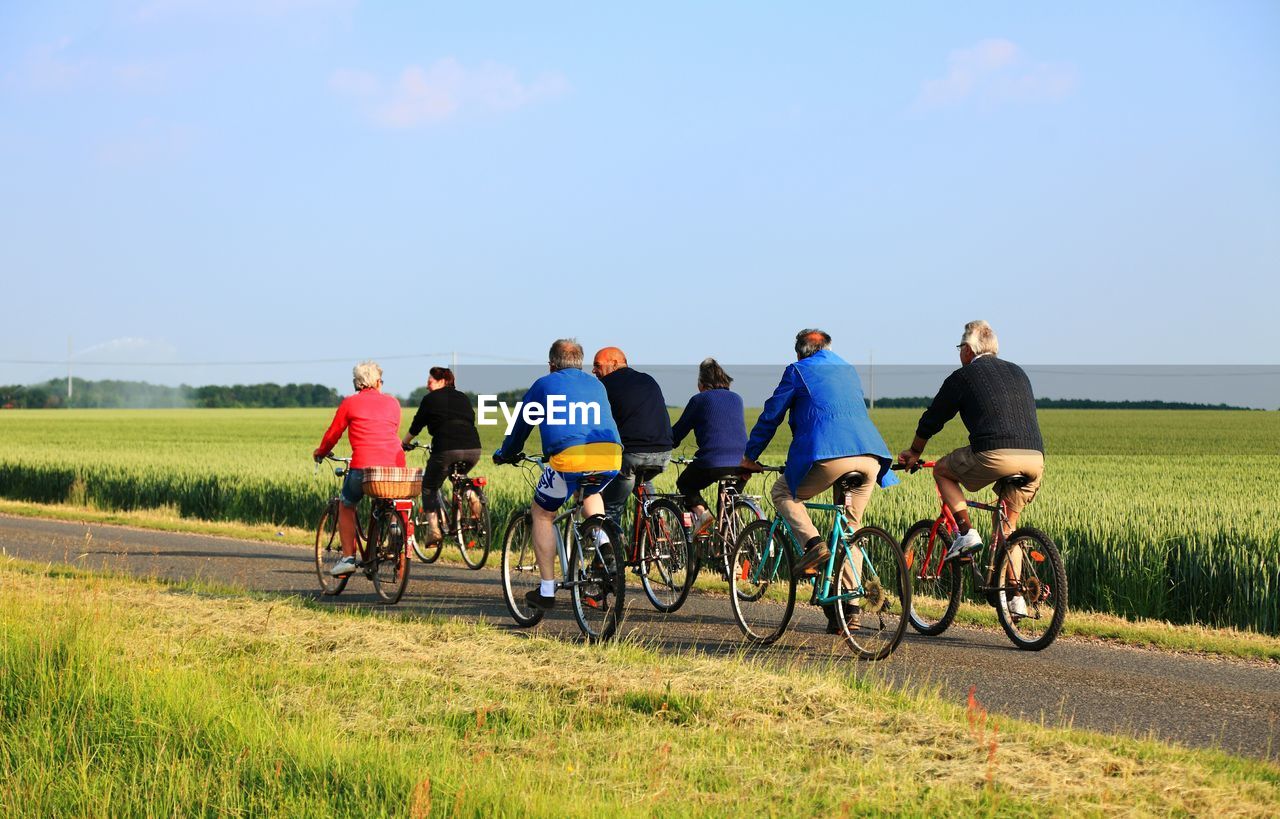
[742, 329, 897, 629]
[494, 338, 622, 611]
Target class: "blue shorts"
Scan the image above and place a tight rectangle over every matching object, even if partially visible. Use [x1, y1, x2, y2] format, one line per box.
[340, 468, 364, 507]
[532, 467, 618, 512]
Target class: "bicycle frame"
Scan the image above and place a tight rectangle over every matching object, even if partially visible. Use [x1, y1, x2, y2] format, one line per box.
[321, 455, 414, 568]
[911, 468, 1019, 595]
[751, 503, 877, 607]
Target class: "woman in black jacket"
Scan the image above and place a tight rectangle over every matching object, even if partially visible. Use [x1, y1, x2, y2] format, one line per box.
[401, 367, 482, 544]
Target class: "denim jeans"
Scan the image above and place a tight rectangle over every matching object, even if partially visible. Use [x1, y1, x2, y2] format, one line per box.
[601, 450, 671, 527]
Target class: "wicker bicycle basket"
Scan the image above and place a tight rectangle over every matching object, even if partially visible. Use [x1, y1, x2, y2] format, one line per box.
[362, 466, 424, 499]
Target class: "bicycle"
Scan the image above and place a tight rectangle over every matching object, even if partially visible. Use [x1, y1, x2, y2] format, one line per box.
[729, 465, 910, 660]
[497, 454, 628, 642]
[405, 443, 493, 569]
[893, 461, 1067, 651]
[313, 455, 417, 604]
[617, 464, 694, 613]
[669, 456, 764, 584]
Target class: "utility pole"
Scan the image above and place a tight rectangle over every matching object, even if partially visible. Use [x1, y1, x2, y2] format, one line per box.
[67, 336, 73, 403]
[868, 349, 875, 411]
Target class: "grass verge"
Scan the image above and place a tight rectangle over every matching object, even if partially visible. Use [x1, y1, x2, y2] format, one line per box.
[1, 560, 1278, 817]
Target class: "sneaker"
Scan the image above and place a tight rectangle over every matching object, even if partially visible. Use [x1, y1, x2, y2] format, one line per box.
[422, 513, 443, 546]
[329, 555, 359, 577]
[691, 510, 714, 537]
[524, 589, 556, 610]
[944, 529, 983, 561]
[792, 541, 830, 578]
[1009, 594, 1028, 619]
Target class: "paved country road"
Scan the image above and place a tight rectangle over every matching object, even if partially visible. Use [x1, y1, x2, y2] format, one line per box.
[2, 514, 1277, 761]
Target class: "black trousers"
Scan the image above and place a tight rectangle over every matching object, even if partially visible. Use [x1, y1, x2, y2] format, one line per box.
[422, 448, 481, 510]
[676, 463, 742, 510]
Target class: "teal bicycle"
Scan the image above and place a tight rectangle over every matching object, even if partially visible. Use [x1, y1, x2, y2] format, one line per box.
[730, 466, 911, 660]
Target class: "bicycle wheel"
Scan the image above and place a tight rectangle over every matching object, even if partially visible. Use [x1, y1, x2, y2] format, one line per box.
[729, 519, 796, 645]
[902, 519, 962, 636]
[832, 526, 910, 661]
[638, 498, 695, 613]
[412, 495, 445, 564]
[371, 511, 410, 604]
[456, 486, 492, 570]
[314, 500, 349, 596]
[993, 527, 1067, 651]
[568, 515, 627, 642]
[500, 510, 544, 627]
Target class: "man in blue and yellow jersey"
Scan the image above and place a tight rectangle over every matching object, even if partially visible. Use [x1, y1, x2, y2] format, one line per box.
[494, 338, 622, 610]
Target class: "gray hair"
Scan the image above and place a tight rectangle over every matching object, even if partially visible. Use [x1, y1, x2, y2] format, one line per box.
[352, 360, 383, 390]
[548, 338, 584, 371]
[960, 320, 999, 357]
[697, 357, 733, 390]
[794, 328, 832, 359]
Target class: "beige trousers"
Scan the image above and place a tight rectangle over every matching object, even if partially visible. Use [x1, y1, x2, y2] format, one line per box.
[770, 456, 880, 545]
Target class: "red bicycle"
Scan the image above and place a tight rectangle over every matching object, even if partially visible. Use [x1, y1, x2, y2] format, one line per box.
[893, 461, 1067, 651]
[620, 464, 694, 613]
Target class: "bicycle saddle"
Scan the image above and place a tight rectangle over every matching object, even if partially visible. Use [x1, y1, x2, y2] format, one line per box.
[835, 471, 868, 491]
[994, 473, 1033, 490]
[577, 473, 609, 487]
[632, 465, 665, 484]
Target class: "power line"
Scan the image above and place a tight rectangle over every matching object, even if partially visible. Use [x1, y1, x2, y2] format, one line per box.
[0, 351, 542, 367]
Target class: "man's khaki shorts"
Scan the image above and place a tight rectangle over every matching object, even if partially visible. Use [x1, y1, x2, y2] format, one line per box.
[937, 447, 1044, 512]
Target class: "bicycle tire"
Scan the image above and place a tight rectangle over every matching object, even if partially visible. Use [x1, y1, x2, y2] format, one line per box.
[314, 500, 349, 596]
[993, 527, 1068, 651]
[371, 511, 410, 604]
[902, 519, 962, 636]
[413, 494, 446, 564]
[729, 519, 796, 645]
[832, 526, 910, 661]
[456, 486, 491, 570]
[568, 515, 627, 642]
[500, 510, 544, 627]
[638, 497, 695, 613]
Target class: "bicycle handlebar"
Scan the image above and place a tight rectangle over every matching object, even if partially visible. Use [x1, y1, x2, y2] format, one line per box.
[404, 441, 430, 452]
[891, 460, 936, 473]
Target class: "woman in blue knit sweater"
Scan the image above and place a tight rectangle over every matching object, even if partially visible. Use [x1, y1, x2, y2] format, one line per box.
[671, 358, 748, 532]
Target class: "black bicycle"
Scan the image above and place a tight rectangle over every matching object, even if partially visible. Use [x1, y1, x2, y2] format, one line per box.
[405, 443, 492, 569]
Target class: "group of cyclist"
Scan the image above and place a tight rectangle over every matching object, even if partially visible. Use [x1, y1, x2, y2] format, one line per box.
[313, 320, 1045, 618]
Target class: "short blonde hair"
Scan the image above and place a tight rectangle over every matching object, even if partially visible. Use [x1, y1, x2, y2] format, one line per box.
[960, 321, 999, 356]
[352, 360, 383, 390]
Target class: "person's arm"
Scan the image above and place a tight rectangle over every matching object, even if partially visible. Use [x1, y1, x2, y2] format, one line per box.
[403, 393, 432, 446]
[899, 372, 961, 465]
[314, 401, 349, 459]
[743, 366, 797, 467]
[670, 395, 698, 449]
[494, 383, 540, 462]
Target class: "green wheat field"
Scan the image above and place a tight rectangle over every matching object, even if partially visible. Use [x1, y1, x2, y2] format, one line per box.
[0, 407, 1276, 634]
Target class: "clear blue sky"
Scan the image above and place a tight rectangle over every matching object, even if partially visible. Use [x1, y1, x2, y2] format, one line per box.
[2, 1, 1278, 396]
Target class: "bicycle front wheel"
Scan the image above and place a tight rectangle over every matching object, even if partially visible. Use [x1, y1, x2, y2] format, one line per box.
[314, 500, 349, 596]
[639, 498, 695, 613]
[457, 487, 492, 570]
[412, 496, 445, 564]
[729, 519, 796, 645]
[902, 519, 962, 636]
[500, 511, 544, 627]
[568, 515, 627, 642]
[832, 526, 910, 661]
[371, 512, 410, 604]
[994, 527, 1067, 651]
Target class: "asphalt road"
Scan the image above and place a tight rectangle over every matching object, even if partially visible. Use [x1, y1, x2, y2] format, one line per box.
[3, 513, 1277, 761]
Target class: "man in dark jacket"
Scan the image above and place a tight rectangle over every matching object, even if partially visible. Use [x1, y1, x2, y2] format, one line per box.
[898, 321, 1045, 593]
[592, 347, 673, 527]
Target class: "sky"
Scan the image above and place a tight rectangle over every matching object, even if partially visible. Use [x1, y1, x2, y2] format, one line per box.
[2, 1, 1278, 399]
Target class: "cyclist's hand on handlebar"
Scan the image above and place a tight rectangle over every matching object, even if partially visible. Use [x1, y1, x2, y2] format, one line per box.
[897, 449, 921, 470]
[313, 448, 328, 464]
[739, 457, 765, 474]
[492, 449, 509, 465]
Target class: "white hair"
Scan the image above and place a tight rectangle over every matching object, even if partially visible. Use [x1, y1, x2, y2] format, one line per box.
[352, 360, 383, 390]
[960, 320, 999, 357]
[548, 338, 584, 371]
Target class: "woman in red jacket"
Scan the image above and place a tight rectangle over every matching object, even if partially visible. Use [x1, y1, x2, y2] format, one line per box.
[313, 360, 405, 576]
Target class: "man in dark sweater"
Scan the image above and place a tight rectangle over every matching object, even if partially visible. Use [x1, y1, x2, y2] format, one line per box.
[592, 347, 673, 526]
[898, 321, 1044, 577]
[401, 367, 483, 544]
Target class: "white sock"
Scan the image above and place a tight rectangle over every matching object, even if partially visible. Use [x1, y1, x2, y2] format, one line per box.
[539, 580, 556, 597]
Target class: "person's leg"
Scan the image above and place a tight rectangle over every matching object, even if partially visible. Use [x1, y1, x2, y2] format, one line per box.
[835, 456, 879, 591]
[932, 458, 972, 534]
[600, 453, 637, 527]
[338, 504, 358, 556]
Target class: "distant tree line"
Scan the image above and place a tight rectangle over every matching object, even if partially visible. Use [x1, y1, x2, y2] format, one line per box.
[401, 387, 526, 408]
[0, 378, 340, 409]
[865, 396, 1253, 410]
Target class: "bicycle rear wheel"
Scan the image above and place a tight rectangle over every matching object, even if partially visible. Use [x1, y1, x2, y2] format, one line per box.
[902, 519, 962, 636]
[832, 526, 910, 661]
[639, 498, 695, 613]
[568, 515, 627, 642]
[993, 527, 1067, 651]
[500, 510, 544, 627]
[456, 486, 492, 570]
[314, 500, 349, 596]
[729, 519, 796, 645]
[371, 512, 410, 604]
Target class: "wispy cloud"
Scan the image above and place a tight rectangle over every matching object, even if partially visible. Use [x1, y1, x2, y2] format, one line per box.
[917, 39, 1076, 111]
[4, 38, 164, 93]
[330, 58, 569, 128]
